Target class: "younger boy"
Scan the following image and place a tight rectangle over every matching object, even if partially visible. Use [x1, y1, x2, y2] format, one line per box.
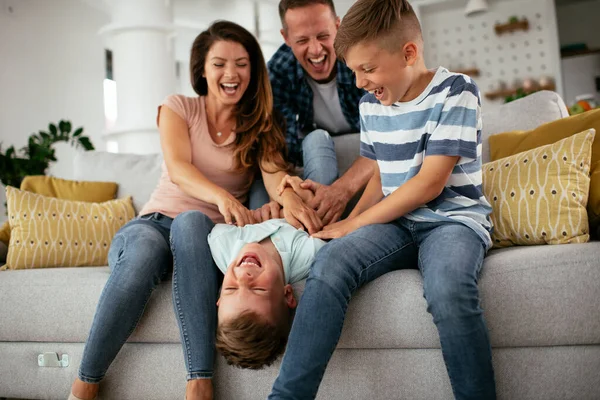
[268, 0, 496, 399]
[208, 218, 325, 369]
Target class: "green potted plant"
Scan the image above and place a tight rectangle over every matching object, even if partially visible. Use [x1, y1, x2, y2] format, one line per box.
[0, 120, 95, 188]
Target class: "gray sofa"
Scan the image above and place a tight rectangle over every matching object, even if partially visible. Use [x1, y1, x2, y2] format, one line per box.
[1, 91, 599, 400]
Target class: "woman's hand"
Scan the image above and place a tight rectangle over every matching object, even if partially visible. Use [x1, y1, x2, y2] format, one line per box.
[216, 192, 256, 227]
[277, 174, 315, 204]
[252, 200, 282, 223]
[281, 189, 323, 234]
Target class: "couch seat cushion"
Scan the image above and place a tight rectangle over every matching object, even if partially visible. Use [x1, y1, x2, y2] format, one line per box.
[1, 243, 598, 348]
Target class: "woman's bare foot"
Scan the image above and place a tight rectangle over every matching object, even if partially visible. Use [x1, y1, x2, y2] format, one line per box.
[185, 378, 213, 400]
[70, 378, 99, 400]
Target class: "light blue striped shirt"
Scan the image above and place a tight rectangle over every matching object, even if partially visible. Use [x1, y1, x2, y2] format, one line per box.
[360, 67, 493, 248]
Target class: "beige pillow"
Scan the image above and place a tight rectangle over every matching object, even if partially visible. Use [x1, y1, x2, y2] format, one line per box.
[482, 129, 595, 248]
[5, 186, 135, 269]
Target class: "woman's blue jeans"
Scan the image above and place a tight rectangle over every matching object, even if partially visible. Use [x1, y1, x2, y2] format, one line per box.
[78, 210, 220, 383]
[269, 218, 496, 400]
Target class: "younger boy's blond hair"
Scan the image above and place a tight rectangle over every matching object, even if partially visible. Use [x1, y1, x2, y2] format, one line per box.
[216, 309, 292, 370]
[334, 0, 422, 60]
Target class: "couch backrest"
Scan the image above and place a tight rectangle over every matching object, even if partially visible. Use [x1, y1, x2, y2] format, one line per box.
[74, 91, 569, 208]
[481, 90, 569, 163]
[73, 151, 163, 213]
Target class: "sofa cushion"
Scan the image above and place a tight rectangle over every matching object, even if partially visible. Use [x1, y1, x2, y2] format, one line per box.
[489, 109, 600, 234]
[1, 242, 598, 348]
[482, 129, 595, 248]
[481, 90, 569, 163]
[73, 151, 163, 214]
[0, 176, 119, 246]
[5, 187, 135, 269]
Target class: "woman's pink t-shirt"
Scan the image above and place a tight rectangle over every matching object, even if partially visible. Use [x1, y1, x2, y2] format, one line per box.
[139, 95, 253, 223]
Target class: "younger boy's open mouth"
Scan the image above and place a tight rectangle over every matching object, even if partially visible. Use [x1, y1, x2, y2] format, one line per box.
[238, 253, 262, 268]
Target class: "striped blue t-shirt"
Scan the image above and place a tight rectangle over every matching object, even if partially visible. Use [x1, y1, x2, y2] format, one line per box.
[359, 67, 493, 248]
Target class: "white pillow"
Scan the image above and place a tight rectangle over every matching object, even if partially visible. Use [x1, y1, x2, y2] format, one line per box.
[73, 151, 163, 213]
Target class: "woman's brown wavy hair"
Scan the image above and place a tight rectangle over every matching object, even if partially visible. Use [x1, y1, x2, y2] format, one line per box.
[190, 20, 289, 174]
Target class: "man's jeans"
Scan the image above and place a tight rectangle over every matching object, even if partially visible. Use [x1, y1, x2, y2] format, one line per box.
[78, 211, 221, 383]
[269, 218, 496, 400]
[248, 129, 339, 209]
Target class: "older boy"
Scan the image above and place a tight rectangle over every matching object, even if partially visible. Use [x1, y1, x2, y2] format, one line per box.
[268, 1, 496, 399]
[208, 219, 325, 369]
[250, 0, 372, 227]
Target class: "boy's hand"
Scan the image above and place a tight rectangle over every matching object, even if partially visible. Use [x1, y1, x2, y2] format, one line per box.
[281, 189, 323, 234]
[252, 201, 281, 223]
[311, 217, 362, 239]
[277, 174, 315, 204]
[301, 180, 351, 226]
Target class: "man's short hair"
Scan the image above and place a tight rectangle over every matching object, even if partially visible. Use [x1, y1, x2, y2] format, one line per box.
[278, 0, 337, 30]
[216, 310, 292, 369]
[334, 0, 422, 61]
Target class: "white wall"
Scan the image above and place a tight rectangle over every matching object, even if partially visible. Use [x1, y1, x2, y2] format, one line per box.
[556, 0, 600, 49]
[556, 0, 600, 105]
[0, 0, 109, 221]
[418, 0, 563, 114]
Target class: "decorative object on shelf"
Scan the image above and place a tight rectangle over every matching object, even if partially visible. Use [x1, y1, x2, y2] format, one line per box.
[455, 68, 481, 77]
[0, 121, 95, 189]
[522, 78, 538, 92]
[538, 76, 554, 89]
[465, 0, 489, 17]
[485, 77, 555, 102]
[494, 17, 529, 35]
[569, 95, 599, 115]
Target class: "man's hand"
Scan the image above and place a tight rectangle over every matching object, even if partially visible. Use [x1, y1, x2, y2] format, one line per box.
[300, 180, 351, 226]
[252, 200, 281, 223]
[277, 174, 315, 204]
[311, 217, 362, 240]
[281, 189, 323, 234]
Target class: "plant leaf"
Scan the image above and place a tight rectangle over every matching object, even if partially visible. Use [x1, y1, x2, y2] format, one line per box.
[73, 127, 83, 137]
[79, 137, 94, 151]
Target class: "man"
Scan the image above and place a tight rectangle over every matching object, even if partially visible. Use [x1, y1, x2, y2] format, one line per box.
[251, 0, 372, 226]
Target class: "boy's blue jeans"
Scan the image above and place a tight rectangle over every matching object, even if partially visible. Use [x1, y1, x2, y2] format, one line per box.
[78, 210, 220, 383]
[269, 218, 496, 400]
[249, 129, 339, 209]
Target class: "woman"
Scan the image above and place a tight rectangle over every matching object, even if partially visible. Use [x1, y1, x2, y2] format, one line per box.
[69, 21, 321, 400]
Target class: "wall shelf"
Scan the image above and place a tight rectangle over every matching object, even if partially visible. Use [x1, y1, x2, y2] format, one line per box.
[561, 48, 600, 59]
[485, 83, 556, 100]
[494, 19, 529, 35]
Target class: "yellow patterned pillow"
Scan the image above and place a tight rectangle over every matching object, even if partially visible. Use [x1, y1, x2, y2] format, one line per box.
[482, 129, 595, 248]
[5, 187, 135, 269]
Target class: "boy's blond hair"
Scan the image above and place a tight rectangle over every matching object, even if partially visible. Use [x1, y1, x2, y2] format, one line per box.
[334, 0, 422, 61]
[216, 309, 292, 370]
